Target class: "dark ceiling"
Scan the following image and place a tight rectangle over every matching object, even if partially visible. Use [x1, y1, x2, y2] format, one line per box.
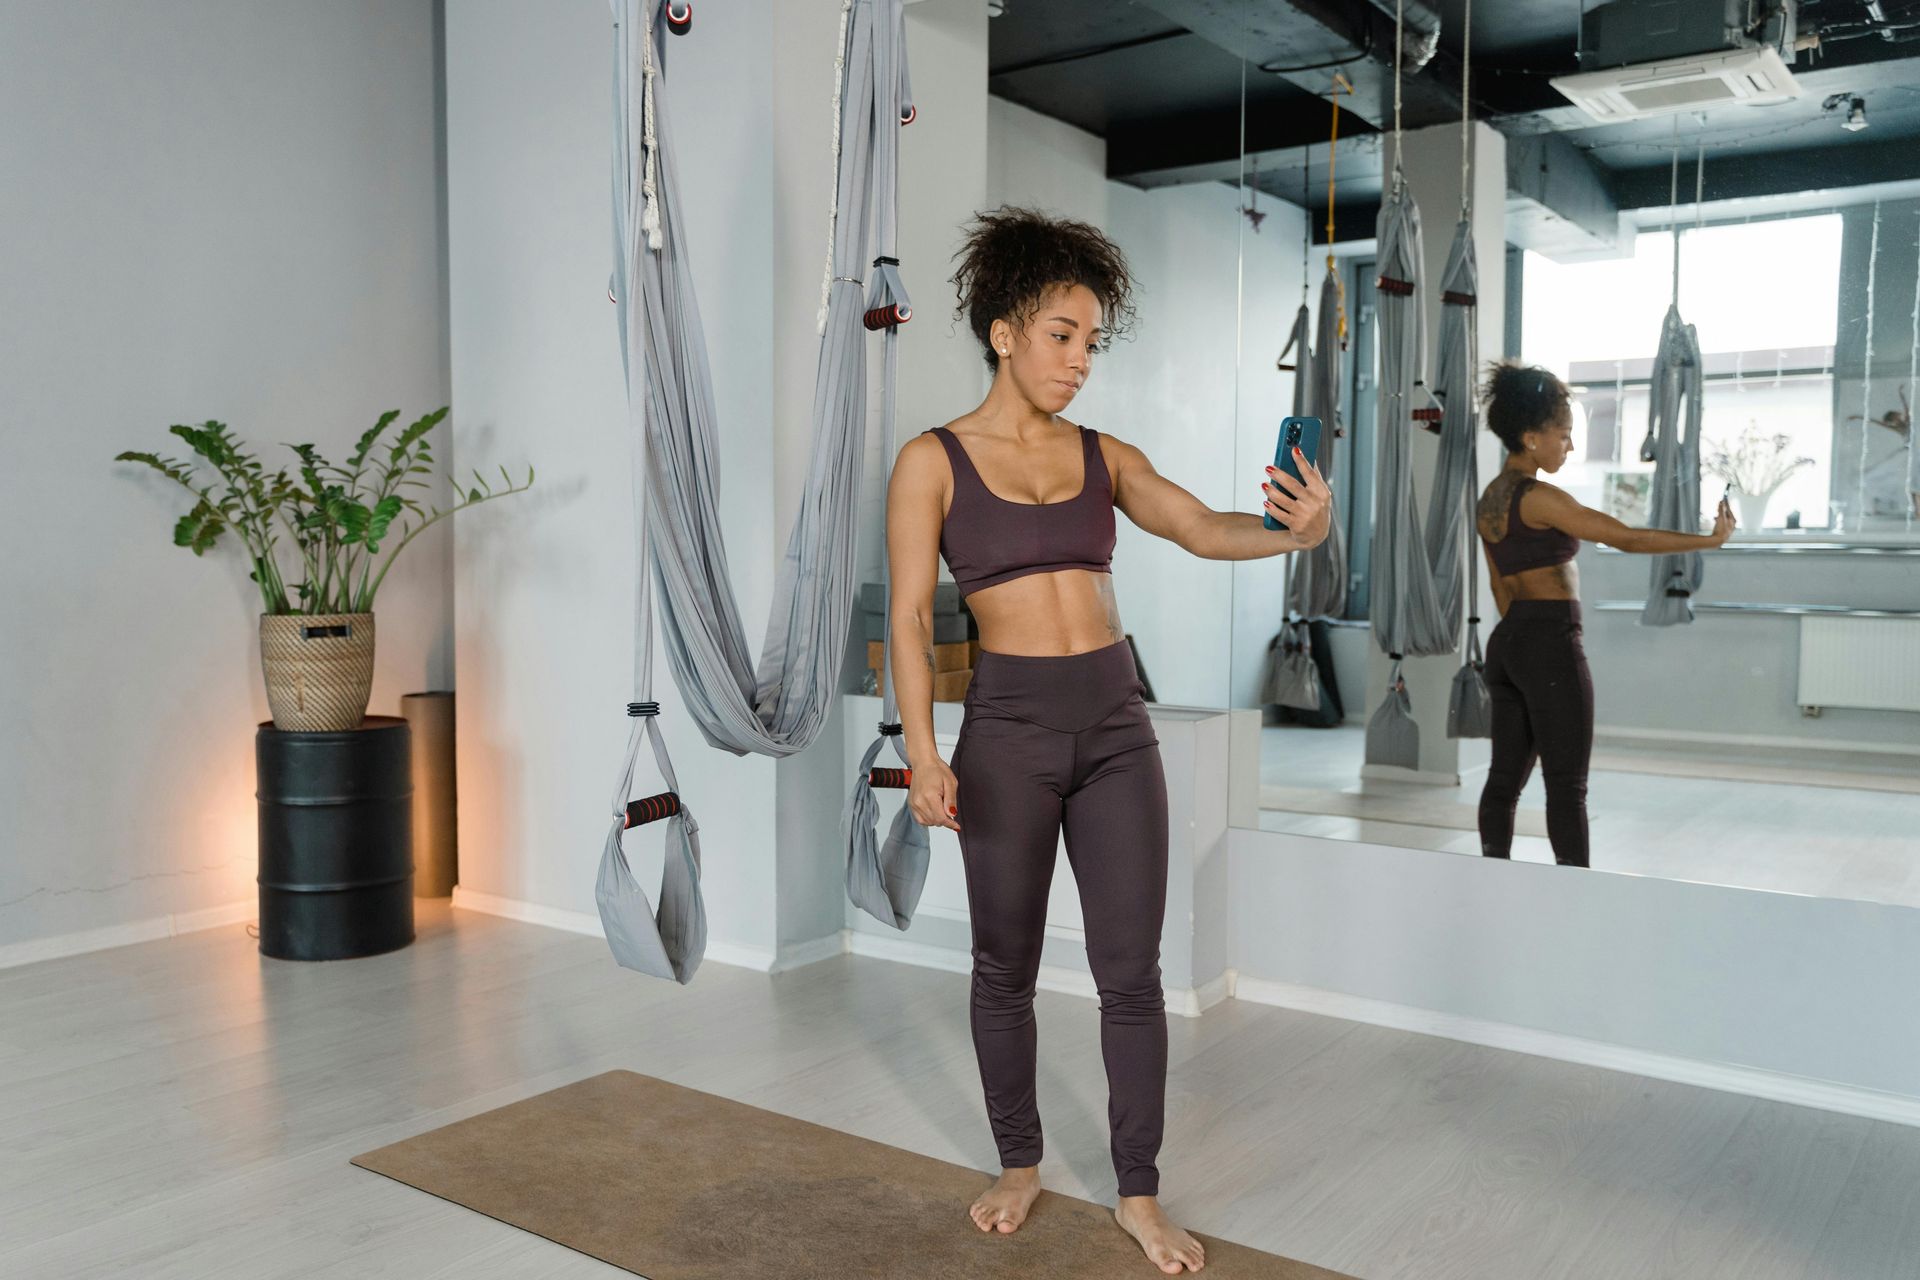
[986, 0, 1920, 246]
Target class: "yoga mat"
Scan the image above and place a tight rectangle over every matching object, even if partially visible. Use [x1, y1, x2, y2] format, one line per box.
[353, 1070, 1354, 1280]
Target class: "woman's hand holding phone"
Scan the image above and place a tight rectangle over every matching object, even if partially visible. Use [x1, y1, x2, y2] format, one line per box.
[1264, 450, 1333, 546]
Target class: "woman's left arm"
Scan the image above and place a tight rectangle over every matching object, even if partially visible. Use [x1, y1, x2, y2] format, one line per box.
[1107, 435, 1332, 560]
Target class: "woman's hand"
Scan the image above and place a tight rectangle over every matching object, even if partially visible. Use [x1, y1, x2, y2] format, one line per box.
[908, 756, 961, 832]
[1707, 497, 1736, 547]
[1263, 449, 1333, 547]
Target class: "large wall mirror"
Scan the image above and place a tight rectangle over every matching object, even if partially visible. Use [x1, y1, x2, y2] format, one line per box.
[978, 1, 1919, 908]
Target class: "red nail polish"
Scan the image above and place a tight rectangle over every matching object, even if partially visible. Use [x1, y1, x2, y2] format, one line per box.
[948, 806, 957, 815]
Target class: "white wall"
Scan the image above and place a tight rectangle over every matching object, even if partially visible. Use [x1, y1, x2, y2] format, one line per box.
[987, 98, 1282, 708]
[0, 0, 449, 959]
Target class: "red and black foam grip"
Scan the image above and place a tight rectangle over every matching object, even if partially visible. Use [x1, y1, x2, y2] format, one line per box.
[624, 791, 683, 828]
[901, 105, 917, 125]
[868, 767, 912, 789]
[1412, 406, 1444, 434]
[1375, 274, 1414, 296]
[863, 304, 911, 331]
[665, 4, 692, 35]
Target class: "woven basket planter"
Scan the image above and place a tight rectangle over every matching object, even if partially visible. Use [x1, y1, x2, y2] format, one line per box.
[260, 613, 375, 732]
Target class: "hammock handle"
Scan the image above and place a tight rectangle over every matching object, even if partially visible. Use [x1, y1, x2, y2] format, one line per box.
[624, 791, 683, 828]
[868, 767, 912, 789]
[665, 3, 692, 35]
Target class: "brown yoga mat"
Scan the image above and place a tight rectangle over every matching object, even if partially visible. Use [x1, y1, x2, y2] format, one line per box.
[352, 1070, 1356, 1280]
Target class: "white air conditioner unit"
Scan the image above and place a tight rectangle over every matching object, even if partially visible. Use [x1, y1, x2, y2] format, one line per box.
[1551, 45, 1802, 123]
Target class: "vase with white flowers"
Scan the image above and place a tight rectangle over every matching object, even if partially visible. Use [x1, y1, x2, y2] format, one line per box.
[1703, 420, 1814, 533]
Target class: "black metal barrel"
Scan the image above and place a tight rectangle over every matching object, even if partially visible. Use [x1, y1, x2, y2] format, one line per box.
[256, 715, 415, 960]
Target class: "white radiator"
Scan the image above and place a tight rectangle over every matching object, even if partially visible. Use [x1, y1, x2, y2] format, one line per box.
[1797, 616, 1920, 714]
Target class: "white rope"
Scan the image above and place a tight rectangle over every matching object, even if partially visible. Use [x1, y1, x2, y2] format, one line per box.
[640, 1, 662, 250]
[1668, 117, 1680, 306]
[1459, 0, 1472, 216]
[817, 0, 855, 334]
[1392, 0, 1405, 190]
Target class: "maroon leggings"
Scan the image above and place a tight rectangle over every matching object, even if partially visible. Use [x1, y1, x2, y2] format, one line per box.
[1477, 599, 1594, 867]
[950, 640, 1169, 1199]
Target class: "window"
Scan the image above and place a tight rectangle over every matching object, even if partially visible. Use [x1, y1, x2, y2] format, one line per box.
[1521, 214, 1846, 528]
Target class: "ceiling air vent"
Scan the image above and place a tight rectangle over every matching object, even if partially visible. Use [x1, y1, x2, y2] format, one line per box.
[1551, 45, 1802, 123]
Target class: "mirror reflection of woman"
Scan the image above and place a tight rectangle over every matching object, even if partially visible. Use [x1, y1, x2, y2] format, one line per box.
[1475, 363, 1735, 868]
[886, 207, 1331, 1275]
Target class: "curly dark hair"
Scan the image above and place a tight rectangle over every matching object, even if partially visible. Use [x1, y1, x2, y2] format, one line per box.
[1481, 360, 1571, 454]
[949, 206, 1137, 371]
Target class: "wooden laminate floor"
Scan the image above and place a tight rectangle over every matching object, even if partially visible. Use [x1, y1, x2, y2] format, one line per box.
[2, 902, 1916, 1279]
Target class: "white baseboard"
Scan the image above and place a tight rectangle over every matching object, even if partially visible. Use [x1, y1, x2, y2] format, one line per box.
[1359, 764, 1461, 787]
[1230, 973, 1920, 1129]
[0, 899, 254, 971]
[771, 929, 851, 973]
[449, 886, 777, 973]
[845, 928, 1219, 1019]
[1593, 724, 1920, 759]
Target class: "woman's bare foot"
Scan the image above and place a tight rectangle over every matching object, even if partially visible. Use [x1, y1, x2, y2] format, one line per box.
[1115, 1195, 1206, 1273]
[969, 1165, 1042, 1234]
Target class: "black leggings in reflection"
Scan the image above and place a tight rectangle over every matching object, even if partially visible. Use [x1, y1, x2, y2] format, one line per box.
[950, 640, 1168, 1199]
[1477, 600, 1594, 868]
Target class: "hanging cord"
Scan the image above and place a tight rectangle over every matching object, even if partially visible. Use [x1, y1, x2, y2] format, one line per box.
[1391, 0, 1405, 194]
[816, 0, 856, 334]
[1459, 0, 1472, 218]
[1668, 116, 1680, 305]
[640, 2, 662, 250]
[1300, 154, 1311, 304]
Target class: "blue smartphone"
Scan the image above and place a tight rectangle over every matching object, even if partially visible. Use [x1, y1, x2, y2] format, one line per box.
[1263, 416, 1322, 532]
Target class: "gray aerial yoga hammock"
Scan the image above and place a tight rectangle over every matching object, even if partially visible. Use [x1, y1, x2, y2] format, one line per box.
[597, 0, 915, 982]
[1365, 176, 1451, 768]
[1365, 0, 1482, 767]
[1430, 219, 1490, 737]
[1638, 141, 1708, 627]
[1287, 267, 1349, 622]
[1639, 302, 1705, 626]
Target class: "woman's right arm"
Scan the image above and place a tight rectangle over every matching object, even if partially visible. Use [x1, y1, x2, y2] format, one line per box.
[1529, 483, 1735, 554]
[885, 436, 961, 832]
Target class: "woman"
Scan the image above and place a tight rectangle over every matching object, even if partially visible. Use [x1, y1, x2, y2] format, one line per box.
[1475, 362, 1734, 868]
[885, 206, 1331, 1276]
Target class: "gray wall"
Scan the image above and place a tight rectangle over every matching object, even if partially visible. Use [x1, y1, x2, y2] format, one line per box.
[445, 0, 783, 960]
[1578, 546, 1920, 750]
[0, 0, 450, 956]
[1231, 827, 1920, 1100]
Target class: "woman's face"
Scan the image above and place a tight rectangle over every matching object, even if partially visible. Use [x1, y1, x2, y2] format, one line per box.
[992, 283, 1105, 414]
[1524, 407, 1576, 473]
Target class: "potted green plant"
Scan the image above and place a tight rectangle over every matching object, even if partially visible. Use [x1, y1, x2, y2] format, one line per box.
[117, 408, 531, 731]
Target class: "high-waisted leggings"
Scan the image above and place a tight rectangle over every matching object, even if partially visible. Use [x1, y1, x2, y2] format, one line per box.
[949, 639, 1168, 1199]
[1477, 599, 1594, 868]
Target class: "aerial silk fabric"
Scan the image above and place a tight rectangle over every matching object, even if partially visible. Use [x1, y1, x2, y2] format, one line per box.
[1286, 268, 1349, 622]
[1365, 182, 1439, 767]
[598, 0, 913, 981]
[1428, 219, 1489, 737]
[1639, 303, 1705, 626]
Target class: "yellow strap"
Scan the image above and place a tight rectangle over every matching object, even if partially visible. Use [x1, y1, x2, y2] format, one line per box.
[1324, 73, 1351, 343]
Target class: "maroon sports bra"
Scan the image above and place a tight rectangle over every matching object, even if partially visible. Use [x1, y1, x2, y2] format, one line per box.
[1485, 477, 1579, 576]
[928, 425, 1116, 598]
